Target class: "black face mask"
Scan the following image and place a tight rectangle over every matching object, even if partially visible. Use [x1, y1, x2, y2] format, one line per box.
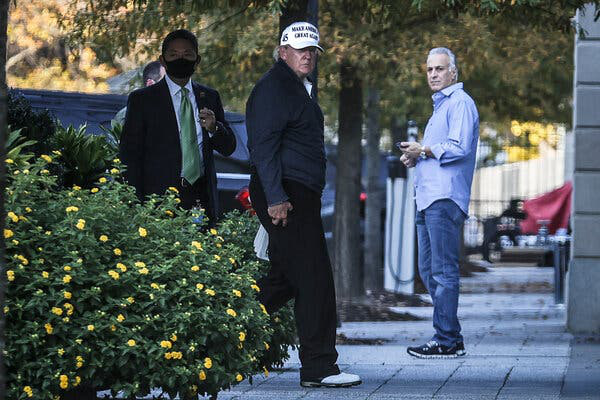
[164, 58, 197, 79]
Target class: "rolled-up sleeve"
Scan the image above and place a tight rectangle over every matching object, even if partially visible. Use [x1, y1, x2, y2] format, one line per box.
[246, 82, 289, 206]
[430, 99, 477, 164]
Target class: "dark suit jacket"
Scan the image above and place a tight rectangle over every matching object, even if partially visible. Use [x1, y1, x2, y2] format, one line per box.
[120, 78, 236, 221]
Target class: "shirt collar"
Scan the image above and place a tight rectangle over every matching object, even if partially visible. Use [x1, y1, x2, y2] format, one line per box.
[432, 82, 463, 106]
[165, 74, 193, 97]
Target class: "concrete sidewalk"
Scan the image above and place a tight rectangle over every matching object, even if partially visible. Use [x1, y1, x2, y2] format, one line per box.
[212, 267, 600, 399]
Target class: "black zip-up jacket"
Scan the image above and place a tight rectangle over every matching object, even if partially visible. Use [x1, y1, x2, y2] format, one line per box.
[246, 59, 326, 206]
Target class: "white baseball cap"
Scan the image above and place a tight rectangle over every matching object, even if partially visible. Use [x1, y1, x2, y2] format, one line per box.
[280, 22, 324, 52]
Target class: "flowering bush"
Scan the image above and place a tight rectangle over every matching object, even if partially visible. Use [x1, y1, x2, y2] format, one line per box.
[3, 157, 293, 399]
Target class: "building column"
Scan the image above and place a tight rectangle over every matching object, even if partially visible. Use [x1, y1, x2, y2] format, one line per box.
[568, 4, 600, 333]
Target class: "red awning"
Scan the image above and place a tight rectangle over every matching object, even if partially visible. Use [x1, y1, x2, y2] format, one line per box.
[520, 181, 572, 235]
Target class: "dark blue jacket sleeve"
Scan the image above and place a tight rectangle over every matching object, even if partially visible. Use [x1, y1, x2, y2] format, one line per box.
[245, 81, 290, 206]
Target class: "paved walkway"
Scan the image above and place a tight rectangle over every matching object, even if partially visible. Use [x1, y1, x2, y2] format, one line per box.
[212, 266, 600, 399]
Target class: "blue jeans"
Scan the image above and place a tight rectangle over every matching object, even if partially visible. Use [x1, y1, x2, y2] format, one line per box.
[416, 199, 466, 347]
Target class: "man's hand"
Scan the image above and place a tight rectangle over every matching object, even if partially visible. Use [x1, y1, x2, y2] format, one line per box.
[268, 201, 293, 227]
[199, 107, 217, 132]
[398, 141, 422, 160]
[400, 153, 416, 168]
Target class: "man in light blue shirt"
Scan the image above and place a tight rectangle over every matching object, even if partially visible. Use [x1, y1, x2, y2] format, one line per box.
[399, 47, 479, 358]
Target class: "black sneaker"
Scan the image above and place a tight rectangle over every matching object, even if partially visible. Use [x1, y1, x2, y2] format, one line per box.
[456, 341, 467, 356]
[407, 340, 465, 359]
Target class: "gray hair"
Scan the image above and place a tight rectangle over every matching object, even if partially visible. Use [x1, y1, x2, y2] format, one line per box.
[428, 47, 459, 80]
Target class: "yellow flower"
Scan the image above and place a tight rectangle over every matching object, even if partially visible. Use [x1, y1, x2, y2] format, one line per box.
[127, 339, 136, 347]
[41, 169, 50, 174]
[45, 323, 53, 334]
[6, 270, 15, 282]
[87, 324, 95, 331]
[42, 271, 49, 278]
[138, 268, 149, 275]
[251, 284, 260, 292]
[226, 308, 237, 317]
[16, 254, 29, 265]
[63, 265, 72, 271]
[72, 185, 81, 191]
[160, 340, 172, 349]
[126, 297, 135, 304]
[199, 370, 207, 381]
[64, 291, 72, 299]
[138, 227, 147, 237]
[23, 385, 33, 397]
[3, 306, 9, 314]
[63, 317, 70, 323]
[204, 357, 212, 369]
[53, 150, 62, 156]
[59, 374, 68, 389]
[263, 367, 269, 377]
[229, 257, 236, 265]
[99, 235, 109, 242]
[171, 333, 178, 342]
[236, 373, 243, 382]
[216, 243, 222, 248]
[108, 270, 120, 280]
[264, 342, 270, 350]
[168, 186, 179, 193]
[134, 261, 146, 268]
[113, 158, 121, 163]
[117, 314, 125, 322]
[58, 348, 65, 356]
[233, 289, 242, 298]
[65, 206, 79, 213]
[191, 241, 203, 250]
[74, 376, 81, 386]
[205, 288, 215, 296]
[116, 263, 127, 272]
[76, 219, 86, 230]
[113, 248, 122, 256]
[99, 177, 107, 183]
[213, 255, 221, 261]
[110, 168, 120, 174]
[196, 283, 204, 290]
[91, 187, 99, 193]
[191, 265, 200, 272]
[111, 325, 117, 331]
[41, 154, 53, 163]
[25, 207, 32, 213]
[260, 304, 269, 315]
[7, 212, 18, 222]
[11, 239, 19, 245]
[239, 332, 246, 342]
[151, 283, 160, 289]
[210, 228, 218, 235]
[164, 352, 173, 359]
[5, 158, 14, 164]
[51, 307, 63, 316]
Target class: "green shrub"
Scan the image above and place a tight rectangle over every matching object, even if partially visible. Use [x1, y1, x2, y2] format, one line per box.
[7, 90, 56, 155]
[217, 212, 297, 370]
[4, 158, 282, 399]
[50, 125, 117, 189]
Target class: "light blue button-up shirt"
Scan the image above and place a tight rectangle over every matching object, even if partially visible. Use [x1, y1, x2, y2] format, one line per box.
[414, 82, 479, 214]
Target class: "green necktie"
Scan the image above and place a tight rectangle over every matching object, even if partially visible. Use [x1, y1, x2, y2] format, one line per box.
[179, 87, 202, 184]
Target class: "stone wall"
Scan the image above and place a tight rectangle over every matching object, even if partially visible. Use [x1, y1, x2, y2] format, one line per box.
[568, 4, 600, 333]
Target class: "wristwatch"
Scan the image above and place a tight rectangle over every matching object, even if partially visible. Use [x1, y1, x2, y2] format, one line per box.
[419, 147, 427, 160]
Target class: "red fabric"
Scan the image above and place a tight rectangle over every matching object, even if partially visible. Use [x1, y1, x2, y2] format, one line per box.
[520, 181, 572, 234]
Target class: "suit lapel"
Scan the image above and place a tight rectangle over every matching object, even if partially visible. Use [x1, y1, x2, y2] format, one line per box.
[192, 82, 211, 157]
[157, 79, 179, 140]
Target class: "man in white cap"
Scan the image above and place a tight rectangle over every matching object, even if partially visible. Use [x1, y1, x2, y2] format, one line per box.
[246, 21, 361, 388]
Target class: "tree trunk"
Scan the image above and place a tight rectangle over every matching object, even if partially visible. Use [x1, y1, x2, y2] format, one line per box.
[0, 1, 9, 398]
[364, 87, 383, 294]
[333, 63, 363, 302]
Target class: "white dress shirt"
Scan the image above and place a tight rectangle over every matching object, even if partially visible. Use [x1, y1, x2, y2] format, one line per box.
[164, 74, 205, 153]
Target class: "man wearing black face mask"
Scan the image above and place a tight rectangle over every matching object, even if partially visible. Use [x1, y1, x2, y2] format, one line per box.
[120, 29, 236, 223]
